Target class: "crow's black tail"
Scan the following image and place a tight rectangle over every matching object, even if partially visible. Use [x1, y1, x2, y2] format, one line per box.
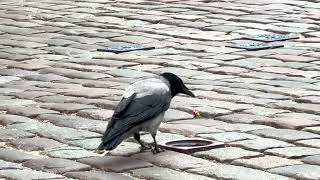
[97, 133, 125, 150]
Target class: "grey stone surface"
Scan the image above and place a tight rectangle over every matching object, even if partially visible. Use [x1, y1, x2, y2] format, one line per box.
[0, 148, 40, 162]
[43, 147, 98, 159]
[7, 121, 101, 142]
[251, 128, 320, 142]
[197, 132, 259, 143]
[0, 169, 63, 180]
[296, 139, 320, 148]
[230, 138, 294, 151]
[10, 137, 64, 151]
[78, 156, 152, 172]
[132, 151, 212, 170]
[0, 114, 36, 126]
[269, 164, 320, 180]
[0, 160, 24, 169]
[0, 129, 35, 141]
[265, 146, 320, 158]
[64, 170, 134, 180]
[194, 147, 262, 162]
[22, 158, 91, 174]
[69, 138, 101, 150]
[1, 0, 320, 179]
[77, 109, 114, 121]
[188, 163, 292, 180]
[301, 155, 320, 165]
[37, 114, 108, 134]
[232, 155, 302, 170]
[131, 166, 215, 180]
[6, 106, 59, 117]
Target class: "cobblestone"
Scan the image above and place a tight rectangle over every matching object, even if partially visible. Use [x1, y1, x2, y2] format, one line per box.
[194, 147, 262, 162]
[22, 158, 91, 174]
[1, 0, 320, 178]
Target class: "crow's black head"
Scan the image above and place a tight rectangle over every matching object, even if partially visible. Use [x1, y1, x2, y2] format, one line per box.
[160, 72, 195, 97]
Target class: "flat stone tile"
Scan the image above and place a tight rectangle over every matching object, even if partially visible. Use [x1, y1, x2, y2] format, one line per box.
[7, 121, 101, 142]
[296, 139, 320, 148]
[0, 129, 35, 141]
[216, 113, 271, 124]
[68, 138, 101, 150]
[159, 123, 223, 137]
[76, 109, 114, 121]
[254, 117, 320, 130]
[188, 163, 292, 180]
[265, 146, 320, 158]
[230, 138, 294, 151]
[232, 155, 302, 170]
[23, 158, 91, 174]
[39, 103, 97, 113]
[251, 128, 320, 142]
[10, 137, 64, 151]
[0, 114, 36, 126]
[0, 169, 63, 180]
[0, 159, 24, 169]
[6, 106, 59, 117]
[131, 166, 215, 180]
[197, 132, 259, 143]
[163, 109, 193, 122]
[304, 126, 320, 134]
[301, 155, 320, 165]
[0, 148, 41, 163]
[132, 151, 213, 170]
[169, 118, 227, 127]
[78, 156, 152, 172]
[43, 147, 98, 159]
[0, 99, 36, 109]
[37, 114, 108, 134]
[194, 147, 262, 162]
[107, 142, 141, 157]
[64, 170, 134, 180]
[269, 164, 320, 180]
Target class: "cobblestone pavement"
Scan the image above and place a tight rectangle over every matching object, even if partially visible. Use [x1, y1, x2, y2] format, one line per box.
[0, 0, 320, 179]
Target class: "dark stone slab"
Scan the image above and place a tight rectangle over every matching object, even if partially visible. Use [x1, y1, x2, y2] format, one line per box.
[64, 170, 134, 180]
[23, 158, 91, 174]
[78, 156, 152, 172]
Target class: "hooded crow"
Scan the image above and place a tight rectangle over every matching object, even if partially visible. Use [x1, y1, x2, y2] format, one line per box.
[97, 72, 195, 153]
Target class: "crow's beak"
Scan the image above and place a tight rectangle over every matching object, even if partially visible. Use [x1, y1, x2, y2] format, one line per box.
[181, 84, 195, 97]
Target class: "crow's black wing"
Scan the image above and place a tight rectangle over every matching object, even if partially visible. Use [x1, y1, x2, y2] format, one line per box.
[102, 93, 170, 142]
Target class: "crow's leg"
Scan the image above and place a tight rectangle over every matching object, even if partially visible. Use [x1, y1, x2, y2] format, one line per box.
[151, 133, 164, 154]
[134, 132, 150, 151]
